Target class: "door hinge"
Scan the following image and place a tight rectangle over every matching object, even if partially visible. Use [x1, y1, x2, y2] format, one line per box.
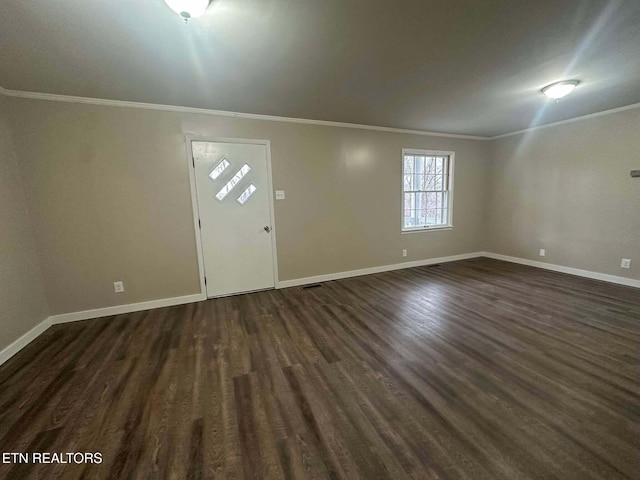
[204, 276, 207, 286]
[198, 219, 201, 229]
[192, 156, 195, 168]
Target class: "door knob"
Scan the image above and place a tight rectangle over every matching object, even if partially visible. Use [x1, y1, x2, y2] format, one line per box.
[264, 226, 271, 233]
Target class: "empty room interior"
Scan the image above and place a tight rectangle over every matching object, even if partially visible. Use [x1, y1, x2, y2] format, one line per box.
[1, 0, 639, 479]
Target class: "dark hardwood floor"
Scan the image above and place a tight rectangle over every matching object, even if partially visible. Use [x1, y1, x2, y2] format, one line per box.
[0, 258, 639, 480]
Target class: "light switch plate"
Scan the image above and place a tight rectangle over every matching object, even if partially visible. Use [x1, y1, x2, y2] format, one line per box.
[275, 190, 285, 200]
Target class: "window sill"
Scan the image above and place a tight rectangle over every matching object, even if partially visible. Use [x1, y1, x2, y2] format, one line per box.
[401, 226, 453, 234]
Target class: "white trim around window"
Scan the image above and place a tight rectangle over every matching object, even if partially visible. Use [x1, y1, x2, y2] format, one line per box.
[401, 148, 455, 233]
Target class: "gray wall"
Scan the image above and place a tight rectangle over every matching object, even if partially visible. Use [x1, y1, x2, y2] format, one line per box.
[2, 92, 639, 353]
[0, 96, 49, 351]
[5, 97, 491, 316]
[486, 108, 640, 279]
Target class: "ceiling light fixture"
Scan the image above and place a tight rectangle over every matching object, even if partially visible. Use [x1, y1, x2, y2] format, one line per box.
[164, 0, 210, 22]
[541, 80, 580, 100]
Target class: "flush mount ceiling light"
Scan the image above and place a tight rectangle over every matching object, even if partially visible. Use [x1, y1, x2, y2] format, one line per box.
[541, 80, 580, 100]
[164, 0, 210, 21]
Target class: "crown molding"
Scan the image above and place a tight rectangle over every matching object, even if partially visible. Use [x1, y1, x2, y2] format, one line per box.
[490, 101, 640, 140]
[2, 85, 639, 140]
[0, 86, 488, 140]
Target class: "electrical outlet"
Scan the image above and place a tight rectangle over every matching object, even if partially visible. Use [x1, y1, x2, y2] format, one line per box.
[275, 190, 285, 200]
[113, 281, 124, 293]
[402, 249, 407, 257]
[621, 258, 631, 269]
[539, 249, 546, 257]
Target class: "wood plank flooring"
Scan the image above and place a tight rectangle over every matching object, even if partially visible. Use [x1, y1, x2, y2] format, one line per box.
[0, 257, 639, 480]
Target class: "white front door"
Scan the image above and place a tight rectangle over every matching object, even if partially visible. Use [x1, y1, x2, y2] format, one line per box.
[191, 140, 276, 297]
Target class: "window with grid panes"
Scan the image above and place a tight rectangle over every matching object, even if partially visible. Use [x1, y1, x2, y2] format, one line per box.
[402, 150, 453, 231]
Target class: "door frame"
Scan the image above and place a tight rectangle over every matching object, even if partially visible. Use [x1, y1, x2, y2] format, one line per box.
[184, 135, 280, 298]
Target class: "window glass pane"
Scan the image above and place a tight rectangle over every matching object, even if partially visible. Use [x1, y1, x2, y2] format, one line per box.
[237, 184, 257, 205]
[425, 157, 436, 175]
[209, 158, 230, 181]
[404, 156, 414, 173]
[442, 192, 448, 223]
[413, 156, 421, 174]
[403, 174, 412, 191]
[404, 209, 416, 228]
[412, 157, 421, 190]
[426, 208, 437, 224]
[406, 210, 421, 228]
[426, 192, 436, 209]
[404, 192, 412, 216]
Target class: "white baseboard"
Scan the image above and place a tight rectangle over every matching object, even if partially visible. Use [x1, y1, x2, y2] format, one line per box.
[0, 316, 53, 366]
[0, 293, 205, 366]
[48, 293, 206, 324]
[277, 252, 484, 288]
[482, 252, 640, 289]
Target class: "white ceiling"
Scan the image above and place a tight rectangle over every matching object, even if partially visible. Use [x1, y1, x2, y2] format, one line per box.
[1, 0, 639, 137]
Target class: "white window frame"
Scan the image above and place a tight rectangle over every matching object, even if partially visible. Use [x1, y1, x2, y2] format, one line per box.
[401, 148, 455, 233]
